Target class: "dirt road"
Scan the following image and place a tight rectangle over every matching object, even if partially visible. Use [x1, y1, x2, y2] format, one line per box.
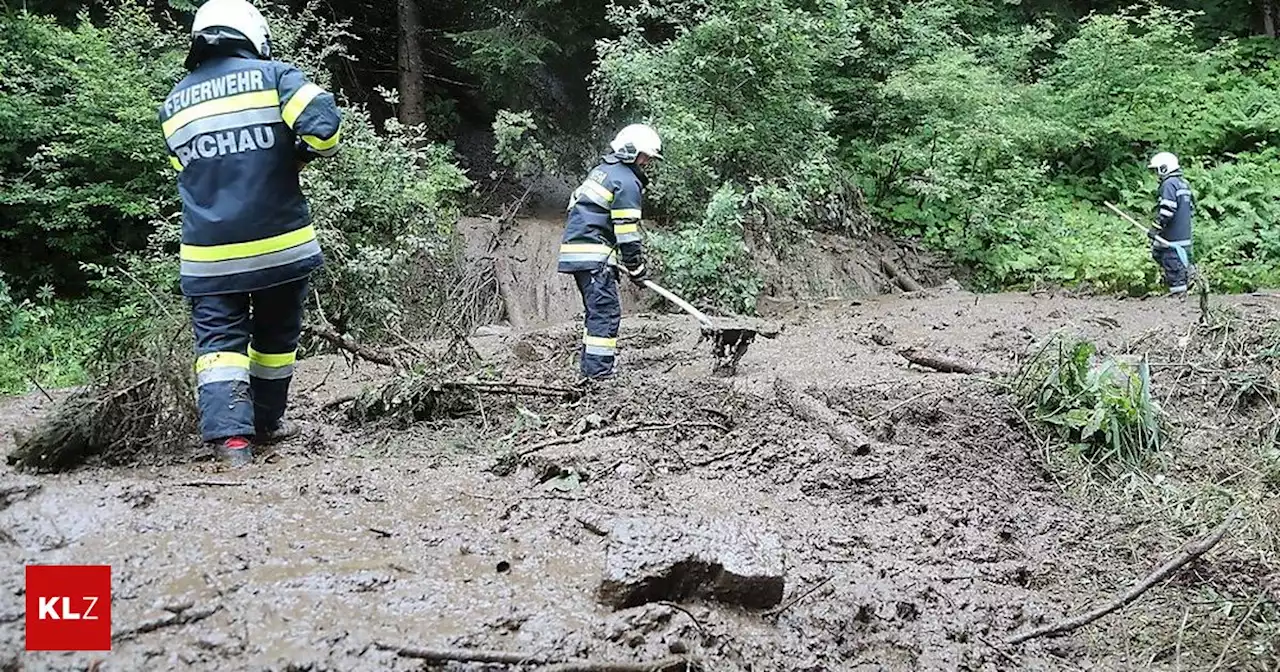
[2, 286, 1275, 671]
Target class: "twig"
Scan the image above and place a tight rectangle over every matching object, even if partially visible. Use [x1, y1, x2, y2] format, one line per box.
[897, 348, 983, 374]
[691, 445, 756, 467]
[541, 659, 696, 672]
[116, 264, 174, 320]
[517, 421, 728, 458]
[113, 604, 220, 642]
[304, 361, 337, 394]
[1209, 594, 1263, 672]
[176, 480, 246, 488]
[764, 576, 832, 618]
[866, 390, 938, 422]
[1006, 514, 1236, 645]
[374, 643, 694, 671]
[975, 633, 1023, 667]
[25, 373, 54, 403]
[657, 601, 707, 636]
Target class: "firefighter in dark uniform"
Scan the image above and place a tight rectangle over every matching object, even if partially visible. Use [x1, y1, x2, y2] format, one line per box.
[1147, 152, 1195, 297]
[557, 124, 663, 379]
[158, 0, 342, 466]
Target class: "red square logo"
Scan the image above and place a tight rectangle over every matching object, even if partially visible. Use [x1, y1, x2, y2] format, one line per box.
[25, 565, 112, 651]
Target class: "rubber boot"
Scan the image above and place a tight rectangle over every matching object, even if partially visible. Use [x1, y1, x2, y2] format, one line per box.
[216, 436, 253, 468]
[255, 419, 301, 446]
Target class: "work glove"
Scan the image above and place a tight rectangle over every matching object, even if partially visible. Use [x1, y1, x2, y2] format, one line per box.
[625, 263, 649, 286]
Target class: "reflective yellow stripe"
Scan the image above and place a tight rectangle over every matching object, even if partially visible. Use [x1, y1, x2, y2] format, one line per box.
[611, 209, 642, 220]
[195, 352, 250, 373]
[163, 90, 280, 138]
[583, 334, 618, 348]
[169, 156, 183, 172]
[181, 226, 316, 263]
[282, 83, 324, 128]
[583, 180, 615, 203]
[614, 223, 639, 235]
[559, 243, 614, 254]
[248, 347, 296, 368]
[301, 126, 341, 151]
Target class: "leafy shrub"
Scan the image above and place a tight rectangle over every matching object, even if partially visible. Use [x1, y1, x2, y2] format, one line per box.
[1014, 335, 1165, 470]
[0, 3, 183, 296]
[648, 184, 762, 314]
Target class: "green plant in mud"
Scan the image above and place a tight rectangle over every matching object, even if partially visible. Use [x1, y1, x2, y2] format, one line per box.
[1014, 335, 1164, 470]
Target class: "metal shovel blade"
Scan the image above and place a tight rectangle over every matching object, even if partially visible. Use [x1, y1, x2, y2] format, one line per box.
[642, 280, 780, 375]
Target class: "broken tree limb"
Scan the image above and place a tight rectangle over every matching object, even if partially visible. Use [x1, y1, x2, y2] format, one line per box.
[880, 257, 924, 293]
[897, 347, 983, 375]
[304, 322, 398, 367]
[374, 643, 696, 671]
[773, 378, 873, 453]
[1006, 514, 1235, 646]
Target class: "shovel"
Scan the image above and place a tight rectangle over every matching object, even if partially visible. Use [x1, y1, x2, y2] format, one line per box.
[641, 279, 780, 375]
[1105, 201, 1198, 279]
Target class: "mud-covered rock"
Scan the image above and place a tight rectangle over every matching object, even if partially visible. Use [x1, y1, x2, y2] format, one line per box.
[598, 517, 785, 610]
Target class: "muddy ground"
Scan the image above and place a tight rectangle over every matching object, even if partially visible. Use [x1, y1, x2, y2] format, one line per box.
[2, 285, 1277, 671]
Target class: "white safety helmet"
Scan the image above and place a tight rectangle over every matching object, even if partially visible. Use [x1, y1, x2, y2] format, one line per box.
[191, 0, 272, 59]
[1148, 151, 1180, 177]
[610, 124, 663, 162]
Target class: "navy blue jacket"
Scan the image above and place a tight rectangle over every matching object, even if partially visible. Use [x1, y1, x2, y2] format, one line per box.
[1155, 172, 1193, 246]
[158, 49, 342, 296]
[558, 154, 646, 273]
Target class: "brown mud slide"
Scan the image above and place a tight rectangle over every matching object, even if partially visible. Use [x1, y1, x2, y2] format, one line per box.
[2, 284, 1278, 671]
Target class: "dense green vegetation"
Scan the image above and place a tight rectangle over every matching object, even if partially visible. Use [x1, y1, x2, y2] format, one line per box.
[4, 0, 1280, 391]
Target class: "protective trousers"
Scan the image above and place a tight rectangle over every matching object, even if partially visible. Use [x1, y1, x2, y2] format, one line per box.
[190, 279, 308, 442]
[1152, 244, 1191, 294]
[573, 266, 621, 379]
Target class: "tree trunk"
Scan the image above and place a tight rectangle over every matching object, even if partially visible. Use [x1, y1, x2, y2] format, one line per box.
[1265, 0, 1277, 38]
[396, 0, 427, 126]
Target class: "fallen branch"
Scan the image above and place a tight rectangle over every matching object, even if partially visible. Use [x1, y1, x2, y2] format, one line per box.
[445, 380, 581, 398]
[374, 643, 695, 671]
[114, 605, 220, 642]
[773, 378, 873, 453]
[897, 348, 983, 375]
[518, 421, 729, 458]
[880, 257, 924, 293]
[176, 480, 245, 488]
[304, 322, 398, 367]
[763, 576, 832, 618]
[1006, 514, 1235, 645]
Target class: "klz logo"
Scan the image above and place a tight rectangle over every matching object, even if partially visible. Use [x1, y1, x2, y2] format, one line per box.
[26, 565, 111, 651]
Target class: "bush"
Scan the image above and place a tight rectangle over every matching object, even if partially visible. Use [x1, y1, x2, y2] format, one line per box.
[648, 184, 762, 314]
[0, 3, 183, 296]
[1014, 335, 1165, 470]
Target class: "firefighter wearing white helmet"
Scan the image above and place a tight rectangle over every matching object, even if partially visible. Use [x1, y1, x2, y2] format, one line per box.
[1146, 152, 1195, 297]
[557, 124, 663, 379]
[157, 0, 343, 466]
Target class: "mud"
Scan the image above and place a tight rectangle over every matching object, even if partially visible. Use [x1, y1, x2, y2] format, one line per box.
[2, 286, 1277, 671]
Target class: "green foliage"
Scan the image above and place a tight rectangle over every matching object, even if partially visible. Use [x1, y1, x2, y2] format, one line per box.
[492, 109, 554, 178]
[648, 184, 762, 314]
[594, 0, 859, 225]
[0, 3, 183, 296]
[1014, 335, 1164, 470]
